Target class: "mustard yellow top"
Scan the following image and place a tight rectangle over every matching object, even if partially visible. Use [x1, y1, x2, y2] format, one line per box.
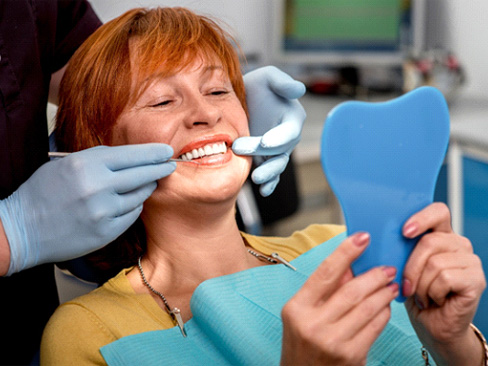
[40, 224, 345, 365]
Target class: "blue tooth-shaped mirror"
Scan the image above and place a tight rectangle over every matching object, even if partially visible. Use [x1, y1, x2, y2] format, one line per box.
[320, 86, 450, 301]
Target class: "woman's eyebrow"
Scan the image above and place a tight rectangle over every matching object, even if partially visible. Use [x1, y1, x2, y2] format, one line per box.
[201, 65, 225, 77]
[205, 65, 224, 71]
[201, 65, 231, 85]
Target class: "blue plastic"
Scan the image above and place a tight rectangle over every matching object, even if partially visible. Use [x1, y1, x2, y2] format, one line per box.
[320, 86, 450, 301]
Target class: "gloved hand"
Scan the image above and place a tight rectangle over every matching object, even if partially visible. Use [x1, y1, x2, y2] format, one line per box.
[232, 66, 306, 197]
[0, 144, 175, 276]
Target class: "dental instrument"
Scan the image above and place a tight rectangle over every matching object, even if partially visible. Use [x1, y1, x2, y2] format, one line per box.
[48, 151, 199, 163]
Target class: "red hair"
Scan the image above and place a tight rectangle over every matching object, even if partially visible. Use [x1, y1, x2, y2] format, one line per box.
[56, 7, 246, 152]
[55, 7, 247, 279]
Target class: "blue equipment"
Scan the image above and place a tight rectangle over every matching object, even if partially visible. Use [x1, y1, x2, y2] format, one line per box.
[320, 86, 450, 301]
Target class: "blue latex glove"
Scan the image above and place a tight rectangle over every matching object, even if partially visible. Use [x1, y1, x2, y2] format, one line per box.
[0, 144, 175, 276]
[232, 66, 306, 197]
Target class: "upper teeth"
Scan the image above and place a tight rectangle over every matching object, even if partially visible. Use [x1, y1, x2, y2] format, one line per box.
[179, 142, 227, 161]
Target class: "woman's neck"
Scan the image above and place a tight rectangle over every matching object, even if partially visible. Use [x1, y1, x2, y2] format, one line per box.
[128, 199, 261, 315]
[147, 204, 251, 276]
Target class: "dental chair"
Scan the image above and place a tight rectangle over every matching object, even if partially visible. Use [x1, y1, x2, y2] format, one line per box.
[54, 265, 98, 304]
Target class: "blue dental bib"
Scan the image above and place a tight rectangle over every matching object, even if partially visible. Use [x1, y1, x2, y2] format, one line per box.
[321, 86, 450, 301]
[101, 234, 431, 365]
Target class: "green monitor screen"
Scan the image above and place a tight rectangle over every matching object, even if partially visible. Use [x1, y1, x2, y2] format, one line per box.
[273, 0, 423, 66]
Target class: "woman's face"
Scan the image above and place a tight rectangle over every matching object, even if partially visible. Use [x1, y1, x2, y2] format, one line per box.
[111, 58, 251, 207]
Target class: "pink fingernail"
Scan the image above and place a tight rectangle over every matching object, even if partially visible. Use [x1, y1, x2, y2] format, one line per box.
[382, 266, 397, 278]
[353, 232, 370, 247]
[402, 278, 413, 297]
[388, 283, 400, 294]
[403, 222, 418, 237]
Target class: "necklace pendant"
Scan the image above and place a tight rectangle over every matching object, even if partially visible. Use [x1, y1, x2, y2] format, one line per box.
[271, 253, 297, 271]
[170, 308, 187, 337]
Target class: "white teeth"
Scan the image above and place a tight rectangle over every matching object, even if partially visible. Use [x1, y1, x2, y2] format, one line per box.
[179, 142, 227, 160]
[204, 145, 213, 155]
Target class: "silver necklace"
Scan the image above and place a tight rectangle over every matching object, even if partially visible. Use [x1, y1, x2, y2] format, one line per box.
[137, 249, 296, 338]
[137, 257, 187, 337]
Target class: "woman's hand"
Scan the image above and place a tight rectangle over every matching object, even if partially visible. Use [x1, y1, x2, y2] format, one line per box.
[281, 232, 399, 366]
[402, 202, 486, 366]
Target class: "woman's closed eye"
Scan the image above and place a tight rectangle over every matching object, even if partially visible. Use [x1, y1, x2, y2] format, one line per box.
[150, 99, 173, 108]
[210, 89, 229, 96]
[206, 87, 233, 98]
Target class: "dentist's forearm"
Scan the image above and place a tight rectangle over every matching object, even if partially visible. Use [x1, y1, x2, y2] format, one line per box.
[0, 219, 11, 276]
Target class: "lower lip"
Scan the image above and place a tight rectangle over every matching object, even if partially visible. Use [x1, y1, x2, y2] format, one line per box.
[179, 149, 233, 166]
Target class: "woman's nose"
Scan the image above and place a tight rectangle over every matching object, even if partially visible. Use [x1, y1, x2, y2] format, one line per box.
[183, 94, 221, 128]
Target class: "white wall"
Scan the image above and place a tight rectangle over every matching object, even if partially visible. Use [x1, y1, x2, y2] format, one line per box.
[88, 0, 488, 99]
[443, 0, 488, 99]
[88, 0, 268, 59]
[426, 0, 488, 99]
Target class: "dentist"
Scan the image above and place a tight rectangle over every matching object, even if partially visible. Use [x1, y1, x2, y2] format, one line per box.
[0, 1, 305, 364]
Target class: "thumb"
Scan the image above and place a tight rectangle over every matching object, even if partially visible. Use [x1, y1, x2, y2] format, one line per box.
[265, 67, 306, 99]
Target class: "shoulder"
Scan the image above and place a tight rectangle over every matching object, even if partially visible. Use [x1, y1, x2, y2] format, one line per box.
[40, 271, 126, 364]
[41, 293, 116, 364]
[46, 267, 168, 333]
[41, 267, 170, 364]
[242, 224, 346, 261]
[289, 224, 346, 243]
[46, 0, 102, 71]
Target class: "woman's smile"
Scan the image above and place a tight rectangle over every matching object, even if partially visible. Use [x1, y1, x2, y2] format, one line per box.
[176, 134, 234, 166]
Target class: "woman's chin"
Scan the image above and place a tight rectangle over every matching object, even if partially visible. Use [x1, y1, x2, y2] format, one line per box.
[149, 156, 251, 208]
[186, 181, 243, 205]
[148, 177, 244, 209]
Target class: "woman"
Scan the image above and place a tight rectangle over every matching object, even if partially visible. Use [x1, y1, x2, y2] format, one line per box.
[41, 7, 487, 366]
